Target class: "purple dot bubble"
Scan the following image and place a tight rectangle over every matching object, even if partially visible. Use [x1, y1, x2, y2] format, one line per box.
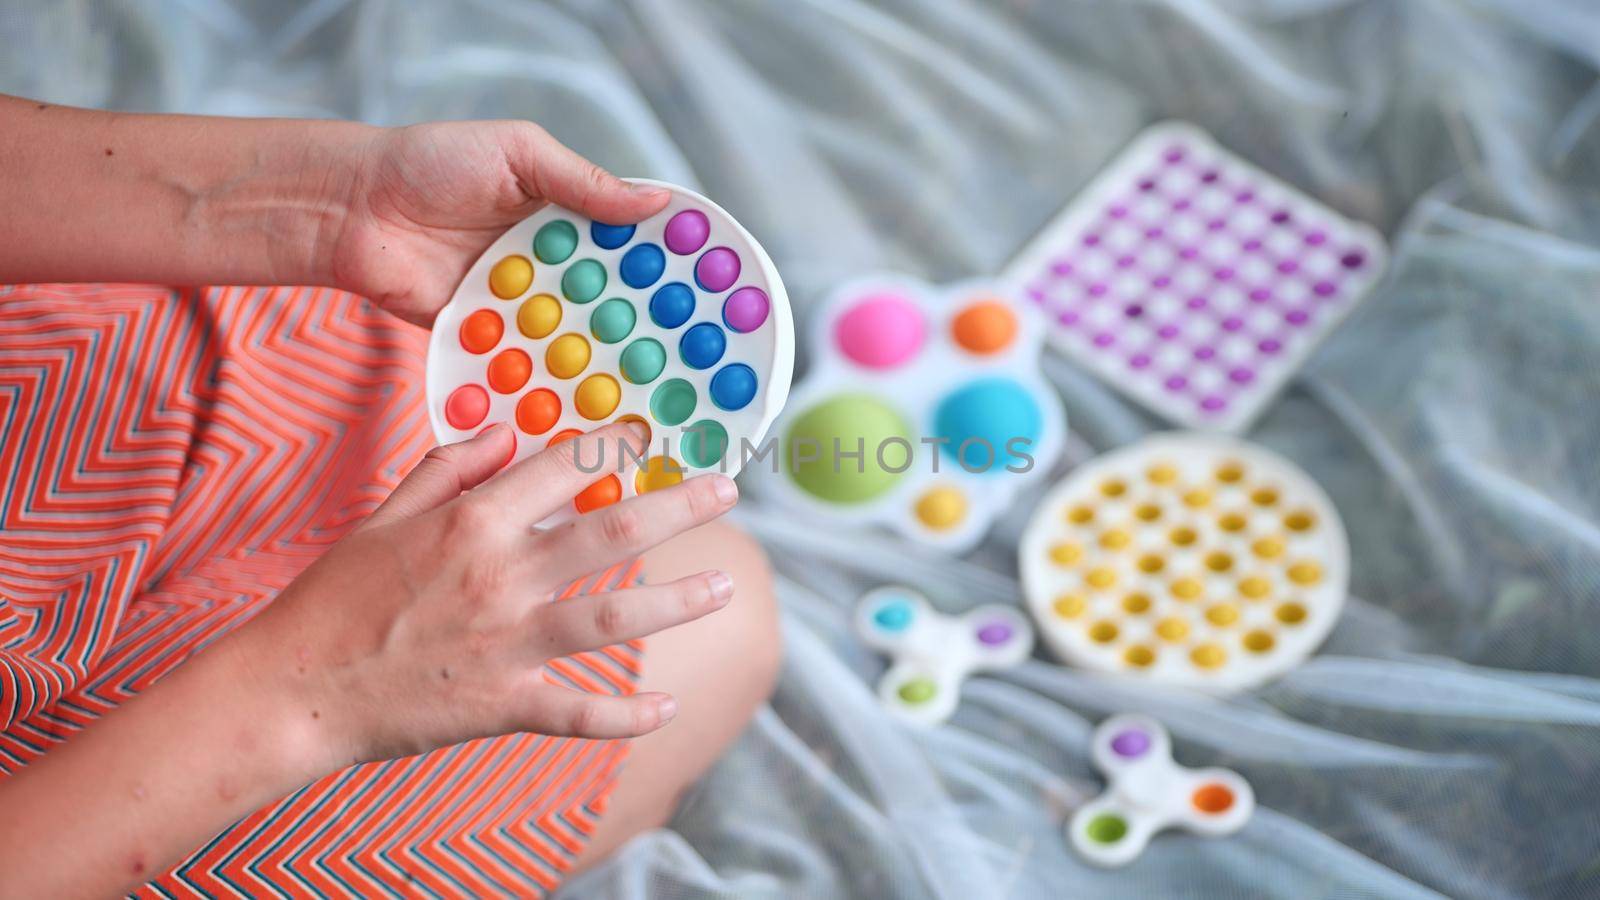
[1208, 219, 1227, 232]
[1110, 729, 1151, 758]
[1164, 147, 1185, 164]
[1201, 395, 1228, 411]
[1093, 332, 1115, 347]
[1124, 304, 1144, 318]
[1236, 190, 1255, 203]
[1243, 238, 1263, 252]
[1259, 338, 1282, 354]
[1194, 345, 1216, 361]
[1305, 230, 1327, 246]
[1201, 170, 1220, 183]
[1117, 255, 1136, 269]
[1277, 260, 1299, 274]
[1230, 367, 1256, 384]
[1187, 296, 1208, 310]
[1083, 234, 1101, 247]
[1179, 247, 1200, 260]
[1158, 324, 1181, 339]
[1152, 275, 1171, 288]
[1130, 353, 1152, 369]
[1314, 281, 1338, 297]
[1214, 267, 1235, 281]
[695, 247, 741, 293]
[1164, 374, 1188, 391]
[1249, 288, 1273, 303]
[1222, 316, 1244, 332]
[722, 286, 770, 333]
[1059, 311, 1080, 326]
[663, 209, 710, 255]
[1138, 179, 1156, 192]
[1271, 210, 1292, 224]
[1051, 260, 1074, 276]
[1109, 205, 1129, 219]
[1173, 198, 1192, 211]
[1286, 310, 1310, 326]
[1341, 251, 1366, 269]
[1089, 283, 1108, 297]
[1145, 226, 1165, 240]
[1026, 287, 1046, 302]
[978, 623, 1013, 646]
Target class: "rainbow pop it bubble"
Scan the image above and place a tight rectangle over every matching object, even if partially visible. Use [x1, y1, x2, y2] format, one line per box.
[855, 586, 1033, 726]
[1020, 433, 1347, 691]
[1004, 122, 1387, 432]
[1070, 713, 1254, 867]
[427, 180, 793, 525]
[768, 277, 1065, 551]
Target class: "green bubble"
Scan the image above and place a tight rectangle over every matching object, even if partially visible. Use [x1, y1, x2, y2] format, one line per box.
[897, 678, 937, 704]
[680, 419, 729, 469]
[1086, 814, 1128, 844]
[784, 393, 910, 504]
[590, 298, 637, 344]
[533, 220, 578, 264]
[561, 259, 607, 304]
[620, 338, 667, 385]
[649, 378, 697, 426]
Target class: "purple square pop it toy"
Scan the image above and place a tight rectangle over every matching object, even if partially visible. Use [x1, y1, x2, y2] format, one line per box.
[1004, 122, 1387, 432]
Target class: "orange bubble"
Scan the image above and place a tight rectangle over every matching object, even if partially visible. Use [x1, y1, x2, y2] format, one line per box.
[547, 428, 582, 447]
[459, 308, 504, 354]
[515, 388, 561, 435]
[486, 348, 532, 393]
[574, 475, 622, 513]
[951, 299, 1018, 355]
[1192, 783, 1235, 814]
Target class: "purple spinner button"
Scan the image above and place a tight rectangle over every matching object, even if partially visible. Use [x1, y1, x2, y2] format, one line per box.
[977, 623, 1013, 646]
[1110, 729, 1150, 758]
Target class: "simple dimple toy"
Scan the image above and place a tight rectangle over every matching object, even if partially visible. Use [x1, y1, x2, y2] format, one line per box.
[854, 586, 1034, 726]
[1070, 713, 1254, 867]
[1003, 121, 1387, 432]
[768, 277, 1066, 551]
[1020, 432, 1347, 692]
[427, 180, 794, 525]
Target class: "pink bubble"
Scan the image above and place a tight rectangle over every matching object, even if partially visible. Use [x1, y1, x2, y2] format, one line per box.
[664, 210, 710, 255]
[835, 293, 926, 369]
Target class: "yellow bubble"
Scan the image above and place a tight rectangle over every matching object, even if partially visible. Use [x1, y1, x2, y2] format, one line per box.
[1050, 542, 1083, 567]
[1239, 575, 1272, 600]
[1067, 504, 1096, 525]
[1088, 620, 1120, 644]
[1134, 503, 1162, 522]
[1086, 567, 1118, 590]
[1250, 486, 1279, 506]
[1183, 487, 1212, 508]
[1205, 551, 1234, 573]
[1099, 529, 1131, 551]
[1276, 602, 1308, 625]
[574, 373, 620, 420]
[1170, 526, 1198, 547]
[489, 254, 534, 300]
[1122, 592, 1152, 614]
[1124, 645, 1156, 668]
[1206, 603, 1240, 627]
[1170, 576, 1203, 601]
[1216, 461, 1245, 484]
[1218, 511, 1248, 532]
[1147, 462, 1178, 485]
[635, 455, 684, 494]
[1156, 617, 1190, 642]
[546, 333, 591, 379]
[1137, 554, 1165, 574]
[1288, 561, 1323, 586]
[1053, 593, 1087, 619]
[915, 487, 967, 531]
[517, 292, 562, 339]
[1243, 630, 1276, 653]
[1285, 510, 1316, 532]
[1100, 478, 1127, 498]
[1191, 643, 1227, 669]
[1252, 536, 1286, 559]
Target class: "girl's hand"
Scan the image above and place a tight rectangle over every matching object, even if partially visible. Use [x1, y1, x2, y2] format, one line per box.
[327, 121, 670, 327]
[233, 420, 736, 771]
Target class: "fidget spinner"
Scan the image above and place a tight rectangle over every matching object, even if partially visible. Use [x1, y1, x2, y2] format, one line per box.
[1070, 713, 1254, 867]
[854, 586, 1034, 726]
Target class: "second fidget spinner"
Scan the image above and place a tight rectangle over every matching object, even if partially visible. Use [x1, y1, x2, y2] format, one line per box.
[855, 586, 1034, 726]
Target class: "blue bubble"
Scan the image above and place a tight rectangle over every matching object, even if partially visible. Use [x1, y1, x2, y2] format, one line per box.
[933, 378, 1041, 474]
[619, 243, 666, 289]
[649, 282, 695, 329]
[679, 322, 726, 370]
[590, 221, 635, 250]
[709, 363, 758, 411]
[873, 599, 914, 631]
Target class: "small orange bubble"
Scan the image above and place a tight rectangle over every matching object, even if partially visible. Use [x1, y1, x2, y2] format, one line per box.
[460, 308, 504, 354]
[1192, 783, 1235, 814]
[547, 428, 583, 447]
[950, 299, 1018, 355]
[486, 348, 532, 393]
[574, 475, 622, 513]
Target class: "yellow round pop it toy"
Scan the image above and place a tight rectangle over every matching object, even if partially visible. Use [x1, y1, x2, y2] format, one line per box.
[1020, 433, 1348, 691]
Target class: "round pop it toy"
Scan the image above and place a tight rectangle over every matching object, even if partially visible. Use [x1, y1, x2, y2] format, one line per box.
[767, 277, 1065, 552]
[1020, 433, 1347, 691]
[427, 180, 794, 524]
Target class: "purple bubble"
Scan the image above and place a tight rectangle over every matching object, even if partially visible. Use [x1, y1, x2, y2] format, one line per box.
[1243, 238, 1263, 252]
[1152, 275, 1172, 288]
[1130, 353, 1152, 369]
[1222, 317, 1244, 332]
[1110, 729, 1150, 758]
[1271, 210, 1292, 224]
[1235, 190, 1255, 203]
[1145, 226, 1165, 239]
[663, 209, 710, 255]
[1109, 205, 1129, 219]
[695, 247, 741, 293]
[1093, 332, 1115, 347]
[1089, 283, 1108, 297]
[1214, 267, 1235, 281]
[1208, 219, 1227, 232]
[1305, 230, 1327, 246]
[1286, 310, 1310, 326]
[1201, 170, 1219, 183]
[1230, 368, 1255, 384]
[1138, 179, 1156, 192]
[1059, 311, 1081, 326]
[1201, 395, 1228, 411]
[1194, 345, 1216, 361]
[1341, 251, 1366, 269]
[1179, 247, 1200, 260]
[1051, 260, 1074, 276]
[1249, 288, 1273, 303]
[1259, 338, 1282, 354]
[1187, 296, 1208, 310]
[1084, 234, 1101, 247]
[1124, 304, 1144, 318]
[978, 623, 1013, 646]
[1164, 147, 1185, 164]
[1173, 198, 1192, 211]
[1117, 255, 1136, 269]
[723, 286, 770, 333]
[1164, 374, 1188, 391]
[1158, 324, 1181, 339]
[1026, 287, 1046, 303]
[1277, 259, 1299, 274]
[1314, 281, 1338, 297]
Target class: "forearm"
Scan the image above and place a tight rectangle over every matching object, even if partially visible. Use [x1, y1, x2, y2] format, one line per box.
[0, 628, 324, 899]
[0, 94, 374, 288]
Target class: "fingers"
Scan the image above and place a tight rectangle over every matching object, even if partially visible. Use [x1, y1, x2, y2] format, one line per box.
[522, 685, 678, 739]
[508, 124, 670, 224]
[362, 424, 515, 530]
[469, 420, 649, 526]
[533, 572, 732, 657]
[532, 474, 738, 586]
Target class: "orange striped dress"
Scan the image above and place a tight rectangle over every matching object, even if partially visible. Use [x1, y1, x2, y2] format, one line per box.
[0, 283, 640, 897]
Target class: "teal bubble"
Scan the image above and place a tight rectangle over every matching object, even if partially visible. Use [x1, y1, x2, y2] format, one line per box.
[680, 419, 729, 469]
[933, 378, 1041, 474]
[533, 220, 578, 264]
[620, 338, 667, 385]
[561, 258, 607, 304]
[649, 378, 697, 426]
[590, 298, 637, 344]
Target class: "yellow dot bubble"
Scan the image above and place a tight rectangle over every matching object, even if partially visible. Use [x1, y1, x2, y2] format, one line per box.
[1205, 551, 1234, 573]
[1086, 567, 1118, 590]
[517, 293, 562, 339]
[1122, 592, 1152, 614]
[1252, 536, 1286, 559]
[1218, 511, 1248, 532]
[1251, 486, 1279, 506]
[1206, 603, 1240, 627]
[1243, 630, 1276, 653]
[1170, 577, 1202, 601]
[1239, 576, 1272, 600]
[1137, 554, 1165, 575]
[1134, 503, 1162, 522]
[1088, 620, 1120, 644]
[1183, 487, 1212, 508]
[1100, 478, 1127, 498]
[546, 333, 591, 379]
[1053, 593, 1087, 619]
[1147, 462, 1177, 485]
[1067, 504, 1096, 525]
[1191, 643, 1227, 669]
[915, 486, 967, 531]
[1276, 602, 1308, 625]
[1285, 510, 1317, 532]
[1050, 542, 1083, 567]
[634, 455, 685, 494]
[574, 373, 620, 420]
[1156, 617, 1190, 642]
[1216, 461, 1245, 484]
[1099, 529, 1130, 551]
[1288, 561, 1323, 586]
[1170, 526, 1198, 547]
[1124, 645, 1156, 668]
[489, 254, 534, 300]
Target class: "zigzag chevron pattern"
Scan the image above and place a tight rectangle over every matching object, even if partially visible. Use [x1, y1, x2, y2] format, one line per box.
[0, 284, 641, 897]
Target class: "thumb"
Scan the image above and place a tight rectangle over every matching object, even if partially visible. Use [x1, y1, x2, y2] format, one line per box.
[362, 424, 516, 530]
[509, 124, 670, 224]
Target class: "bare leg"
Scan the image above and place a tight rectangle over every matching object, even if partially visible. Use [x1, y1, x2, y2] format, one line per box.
[569, 520, 781, 872]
